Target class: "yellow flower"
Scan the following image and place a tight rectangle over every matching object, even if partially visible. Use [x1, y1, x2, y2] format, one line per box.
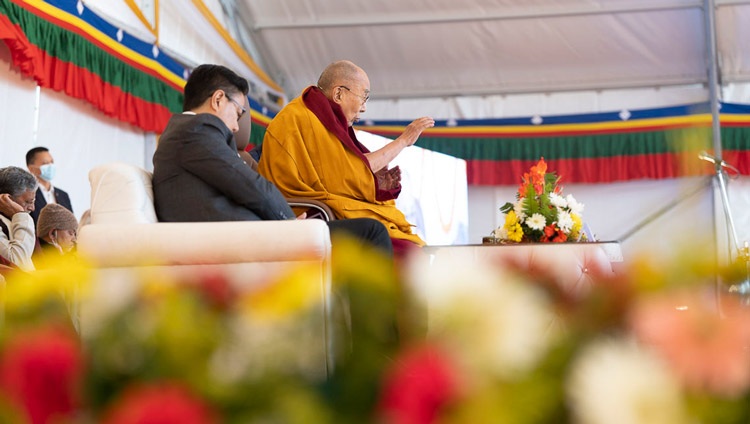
[504, 210, 519, 227]
[570, 213, 583, 240]
[240, 264, 323, 322]
[506, 223, 524, 242]
[503, 211, 524, 242]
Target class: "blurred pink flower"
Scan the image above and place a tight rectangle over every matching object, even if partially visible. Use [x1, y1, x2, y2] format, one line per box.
[102, 382, 218, 424]
[628, 289, 750, 397]
[0, 325, 83, 424]
[377, 344, 462, 424]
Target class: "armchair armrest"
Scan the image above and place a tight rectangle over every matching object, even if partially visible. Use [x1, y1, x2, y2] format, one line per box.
[286, 198, 337, 222]
[77, 220, 331, 267]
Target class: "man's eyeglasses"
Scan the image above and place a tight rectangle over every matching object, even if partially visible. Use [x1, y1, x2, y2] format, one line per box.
[224, 92, 247, 121]
[338, 86, 369, 105]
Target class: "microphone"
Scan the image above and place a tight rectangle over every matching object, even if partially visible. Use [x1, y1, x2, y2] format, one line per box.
[698, 151, 725, 166]
[698, 151, 740, 174]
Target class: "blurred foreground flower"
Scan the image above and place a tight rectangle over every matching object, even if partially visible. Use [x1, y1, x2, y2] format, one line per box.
[566, 338, 688, 424]
[629, 289, 750, 397]
[0, 325, 83, 424]
[102, 382, 218, 424]
[377, 344, 462, 424]
[407, 251, 556, 380]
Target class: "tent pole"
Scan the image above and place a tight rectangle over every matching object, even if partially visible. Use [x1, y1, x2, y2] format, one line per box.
[703, 0, 750, 309]
[704, 0, 722, 157]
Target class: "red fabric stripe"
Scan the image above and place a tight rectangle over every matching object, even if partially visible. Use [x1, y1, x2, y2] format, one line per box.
[41, 50, 172, 132]
[467, 152, 720, 185]
[0, 16, 171, 132]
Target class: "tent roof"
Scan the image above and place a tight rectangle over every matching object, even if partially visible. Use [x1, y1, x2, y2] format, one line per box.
[236, 0, 750, 117]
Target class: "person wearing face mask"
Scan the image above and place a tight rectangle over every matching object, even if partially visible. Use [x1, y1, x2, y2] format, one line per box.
[26, 146, 74, 225]
[257, 60, 435, 256]
[0, 166, 38, 272]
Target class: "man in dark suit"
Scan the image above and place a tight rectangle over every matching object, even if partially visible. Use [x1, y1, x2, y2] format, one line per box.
[152, 64, 393, 255]
[26, 147, 73, 224]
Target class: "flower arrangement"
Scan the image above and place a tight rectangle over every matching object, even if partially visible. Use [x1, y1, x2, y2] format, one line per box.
[492, 157, 587, 243]
[2, 238, 750, 423]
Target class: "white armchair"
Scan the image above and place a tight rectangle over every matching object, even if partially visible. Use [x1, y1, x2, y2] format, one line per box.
[77, 162, 334, 375]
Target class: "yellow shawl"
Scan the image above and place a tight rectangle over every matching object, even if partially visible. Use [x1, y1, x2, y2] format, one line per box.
[258, 90, 424, 245]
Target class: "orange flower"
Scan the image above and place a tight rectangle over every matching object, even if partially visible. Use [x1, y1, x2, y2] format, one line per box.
[530, 158, 548, 195]
[517, 158, 549, 198]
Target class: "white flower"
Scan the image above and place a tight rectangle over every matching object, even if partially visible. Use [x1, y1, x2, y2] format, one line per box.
[566, 194, 584, 215]
[556, 210, 574, 233]
[549, 192, 567, 209]
[513, 200, 527, 220]
[526, 213, 546, 231]
[567, 338, 687, 424]
[493, 226, 508, 240]
[405, 252, 555, 379]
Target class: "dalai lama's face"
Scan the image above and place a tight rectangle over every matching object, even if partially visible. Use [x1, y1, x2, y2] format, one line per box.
[337, 72, 370, 126]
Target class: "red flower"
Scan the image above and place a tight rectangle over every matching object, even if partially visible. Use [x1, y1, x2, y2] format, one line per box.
[192, 272, 236, 311]
[377, 344, 462, 424]
[102, 382, 218, 424]
[540, 224, 567, 243]
[0, 325, 83, 424]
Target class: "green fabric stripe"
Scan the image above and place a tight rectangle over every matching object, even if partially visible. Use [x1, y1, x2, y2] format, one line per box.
[0, 1, 182, 112]
[720, 127, 750, 150]
[250, 122, 267, 146]
[413, 127, 719, 161]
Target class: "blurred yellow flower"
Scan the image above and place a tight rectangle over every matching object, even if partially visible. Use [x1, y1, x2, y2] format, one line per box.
[240, 264, 323, 321]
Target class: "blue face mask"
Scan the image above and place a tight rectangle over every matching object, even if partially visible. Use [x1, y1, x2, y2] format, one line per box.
[39, 163, 56, 182]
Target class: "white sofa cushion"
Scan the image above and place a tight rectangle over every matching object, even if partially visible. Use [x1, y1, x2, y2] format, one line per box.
[89, 162, 157, 224]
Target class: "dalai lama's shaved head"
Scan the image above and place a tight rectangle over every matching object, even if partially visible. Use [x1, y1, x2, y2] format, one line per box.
[317, 60, 370, 126]
[317, 60, 366, 92]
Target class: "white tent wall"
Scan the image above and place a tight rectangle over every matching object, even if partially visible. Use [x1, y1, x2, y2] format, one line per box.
[0, 47, 152, 221]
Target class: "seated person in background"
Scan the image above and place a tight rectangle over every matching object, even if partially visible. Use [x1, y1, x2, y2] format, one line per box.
[34, 203, 78, 261]
[152, 64, 393, 257]
[0, 166, 38, 272]
[257, 60, 434, 255]
[26, 146, 73, 224]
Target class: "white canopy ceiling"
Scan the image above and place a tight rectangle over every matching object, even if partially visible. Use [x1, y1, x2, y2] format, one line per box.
[83, 0, 750, 120]
[235, 0, 750, 118]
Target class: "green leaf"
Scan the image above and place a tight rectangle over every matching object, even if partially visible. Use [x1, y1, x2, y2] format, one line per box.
[500, 202, 514, 214]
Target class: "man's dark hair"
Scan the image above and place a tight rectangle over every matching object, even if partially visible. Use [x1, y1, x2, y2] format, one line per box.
[0, 166, 38, 196]
[26, 146, 49, 166]
[183, 64, 249, 111]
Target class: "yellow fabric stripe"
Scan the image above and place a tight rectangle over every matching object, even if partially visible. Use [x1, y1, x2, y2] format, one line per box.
[362, 114, 715, 136]
[721, 114, 750, 124]
[26, 0, 185, 88]
[250, 109, 272, 125]
[190, 0, 283, 92]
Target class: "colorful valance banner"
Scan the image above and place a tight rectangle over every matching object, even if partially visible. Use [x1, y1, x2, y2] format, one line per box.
[354, 102, 750, 185]
[0, 0, 186, 132]
[247, 102, 750, 185]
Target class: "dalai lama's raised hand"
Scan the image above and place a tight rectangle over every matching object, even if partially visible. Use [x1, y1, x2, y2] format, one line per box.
[397, 116, 435, 147]
[375, 166, 401, 190]
[365, 117, 435, 173]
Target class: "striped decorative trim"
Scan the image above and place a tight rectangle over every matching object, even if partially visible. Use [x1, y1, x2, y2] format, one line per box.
[1, 0, 184, 132]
